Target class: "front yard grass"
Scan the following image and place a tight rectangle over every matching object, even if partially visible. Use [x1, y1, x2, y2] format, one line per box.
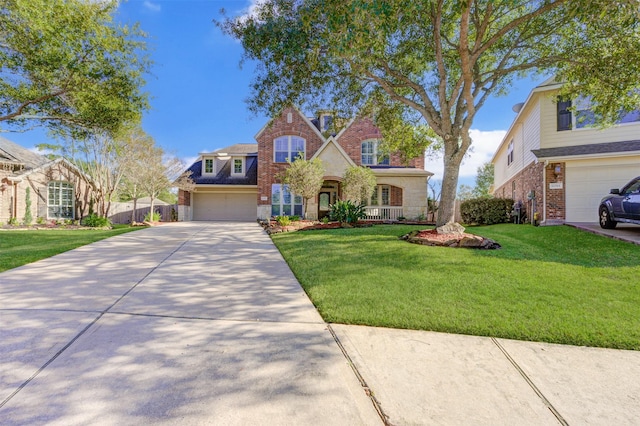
[272, 224, 640, 350]
[0, 225, 141, 272]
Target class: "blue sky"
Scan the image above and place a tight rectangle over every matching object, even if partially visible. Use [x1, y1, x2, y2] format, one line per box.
[7, 0, 545, 186]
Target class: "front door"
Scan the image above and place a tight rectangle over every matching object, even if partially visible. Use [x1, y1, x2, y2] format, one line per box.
[318, 192, 331, 219]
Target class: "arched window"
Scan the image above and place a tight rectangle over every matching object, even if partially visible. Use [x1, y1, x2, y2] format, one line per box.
[274, 136, 305, 163]
[361, 140, 389, 165]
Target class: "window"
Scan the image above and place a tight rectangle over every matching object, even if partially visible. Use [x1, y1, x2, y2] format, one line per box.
[232, 158, 244, 176]
[369, 185, 390, 206]
[48, 181, 74, 219]
[274, 136, 305, 163]
[361, 140, 389, 165]
[204, 158, 214, 174]
[507, 140, 514, 166]
[558, 96, 640, 130]
[271, 184, 303, 216]
[557, 99, 572, 131]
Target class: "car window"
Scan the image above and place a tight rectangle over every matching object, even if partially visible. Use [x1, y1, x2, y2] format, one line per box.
[623, 179, 640, 194]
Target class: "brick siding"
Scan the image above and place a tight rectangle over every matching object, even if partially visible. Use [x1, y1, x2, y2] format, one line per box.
[493, 161, 545, 222]
[545, 162, 566, 221]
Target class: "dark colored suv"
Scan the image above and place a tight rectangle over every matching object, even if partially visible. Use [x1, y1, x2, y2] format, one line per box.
[599, 176, 640, 229]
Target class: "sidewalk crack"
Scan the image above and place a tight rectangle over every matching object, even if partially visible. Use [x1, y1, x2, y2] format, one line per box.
[491, 337, 569, 425]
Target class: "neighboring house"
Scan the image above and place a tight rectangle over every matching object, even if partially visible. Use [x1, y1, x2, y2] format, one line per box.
[0, 136, 95, 223]
[179, 107, 432, 221]
[492, 77, 640, 224]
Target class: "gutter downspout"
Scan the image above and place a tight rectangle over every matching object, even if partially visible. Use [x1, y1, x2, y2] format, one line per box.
[543, 161, 548, 224]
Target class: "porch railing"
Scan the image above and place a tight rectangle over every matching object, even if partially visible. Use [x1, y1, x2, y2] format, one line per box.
[364, 206, 404, 220]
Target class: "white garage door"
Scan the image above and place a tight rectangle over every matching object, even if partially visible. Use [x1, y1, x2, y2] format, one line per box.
[566, 162, 640, 222]
[192, 193, 257, 221]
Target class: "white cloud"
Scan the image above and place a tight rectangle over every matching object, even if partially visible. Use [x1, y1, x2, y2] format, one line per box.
[424, 129, 506, 181]
[143, 0, 161, 13]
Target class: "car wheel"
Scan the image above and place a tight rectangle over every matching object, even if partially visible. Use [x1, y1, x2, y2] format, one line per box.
[599, 205, 617, 229]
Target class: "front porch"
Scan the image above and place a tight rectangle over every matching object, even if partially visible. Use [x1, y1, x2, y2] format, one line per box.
[364, 206, 404, 220]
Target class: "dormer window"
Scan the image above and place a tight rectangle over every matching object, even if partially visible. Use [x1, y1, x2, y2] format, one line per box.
[361, 140, 389, 166]
[274, 136, 305, 163]
[321, 114, 333, 132]
[232, 157, 244, 176]
[203, 158, 215, 175]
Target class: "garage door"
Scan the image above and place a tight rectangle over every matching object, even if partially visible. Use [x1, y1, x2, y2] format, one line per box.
[566, 162, 640, 222]
[192, 193, 257, 221]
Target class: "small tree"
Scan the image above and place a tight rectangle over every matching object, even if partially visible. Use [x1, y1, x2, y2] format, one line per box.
[23, 187, 33, 225]
[341, 166, 376, 204]
[472, 162, 494, 199]
[282, 157, 325, 218]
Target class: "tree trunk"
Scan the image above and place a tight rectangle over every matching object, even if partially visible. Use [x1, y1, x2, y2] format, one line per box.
[436, 140, 465, 227]
[131, 197, 138, 224]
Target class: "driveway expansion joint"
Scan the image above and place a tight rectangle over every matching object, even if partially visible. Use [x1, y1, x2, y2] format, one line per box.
[491, 338, 568, 426]
[327, 324, 391, 426]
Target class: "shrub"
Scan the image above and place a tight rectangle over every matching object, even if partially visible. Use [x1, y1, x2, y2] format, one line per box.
[36, 217, 46, 225]
[144, 211, 161, 222]
[276, 215, 291, 226]
[8, 217, 18, 226]
[23, 187, 33, 225]
[289, 215, 300, 222]
[329, 200, 366, 224]
[460, 197, 513, 225]
[82, 213, 111, 228]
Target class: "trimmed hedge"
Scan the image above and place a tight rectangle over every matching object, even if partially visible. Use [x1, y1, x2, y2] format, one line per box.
[460, 197, 514, 225]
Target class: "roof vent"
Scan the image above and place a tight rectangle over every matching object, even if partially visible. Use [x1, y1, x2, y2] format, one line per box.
[512, 102, 525, 113]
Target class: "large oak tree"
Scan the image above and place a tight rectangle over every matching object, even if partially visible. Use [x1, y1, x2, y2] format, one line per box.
[0, 0, 150, 138]
[221, 0, 640, 226]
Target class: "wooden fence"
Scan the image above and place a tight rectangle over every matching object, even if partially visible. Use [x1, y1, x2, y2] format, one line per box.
[108, 203, 178, 224]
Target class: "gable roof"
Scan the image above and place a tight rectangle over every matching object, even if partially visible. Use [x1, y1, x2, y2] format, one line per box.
[0, 136, 49, 169]
[310, 137, 356, 167]
[532, 140, 640, 161]
[254, 106, 326, 142]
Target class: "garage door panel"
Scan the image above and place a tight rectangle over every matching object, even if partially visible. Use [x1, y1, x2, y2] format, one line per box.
[566, 164, 639, 222]
[193, 193, 256, 221]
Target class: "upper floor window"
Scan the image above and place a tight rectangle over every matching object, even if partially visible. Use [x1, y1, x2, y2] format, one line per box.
[232, 158, 244, 176]
[203, 158, 214, 174]
[507, 140, 514, 166]
[558, 96, 640, 131]
[274, 136, 305, 163]
[361, 140, 389, 166]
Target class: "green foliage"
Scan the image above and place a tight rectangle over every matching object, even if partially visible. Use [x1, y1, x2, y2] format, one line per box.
[144, 211, 161, 222]
[473, 162, 494, 198]
[329, 200, 366, 224]
[23, 187, 33, 225]
[321, 216, 330, 224]
[282, 157, 325, 218]
[170, 208, 178, 222]
[0, 0, 150, 137]
[460, 198, 513, 225]
[82, 213, 111, 228]
[8, 217, 18, 226]
[289, 215, 300, 221]
[341, 166, 376, 203]
[276, 215, 292, 226]
[221, 0, 640, 227]
[36, 216, 46, 225]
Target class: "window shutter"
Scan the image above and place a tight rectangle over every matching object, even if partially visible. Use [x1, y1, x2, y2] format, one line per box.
[557, 99, 572, 131]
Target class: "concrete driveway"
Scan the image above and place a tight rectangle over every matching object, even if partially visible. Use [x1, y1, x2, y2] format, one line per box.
[567, 222, 640, 245]
[0, 222, 379, 425]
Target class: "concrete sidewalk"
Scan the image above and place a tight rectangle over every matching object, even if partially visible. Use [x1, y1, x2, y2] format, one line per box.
[0, 222, 379, 425]
[332, 325, 640, 425]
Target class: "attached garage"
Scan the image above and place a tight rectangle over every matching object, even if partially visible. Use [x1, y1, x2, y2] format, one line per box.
[192, 190, 257, 221]
[565, 158, 640, 222]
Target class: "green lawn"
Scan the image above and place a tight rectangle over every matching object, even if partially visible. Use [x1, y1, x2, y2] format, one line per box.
[272, 224, 640, 350]
[0, 226, 141, 272]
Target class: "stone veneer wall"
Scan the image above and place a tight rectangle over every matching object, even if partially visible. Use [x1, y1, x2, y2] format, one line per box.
[493, 161, 545, 223]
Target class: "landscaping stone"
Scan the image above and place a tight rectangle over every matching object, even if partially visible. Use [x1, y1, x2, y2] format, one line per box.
[436, 222, 466, 236]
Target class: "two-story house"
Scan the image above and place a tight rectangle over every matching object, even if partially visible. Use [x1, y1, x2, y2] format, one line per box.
[179, 107, 432, 221]
[492, 77, 640, 224]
